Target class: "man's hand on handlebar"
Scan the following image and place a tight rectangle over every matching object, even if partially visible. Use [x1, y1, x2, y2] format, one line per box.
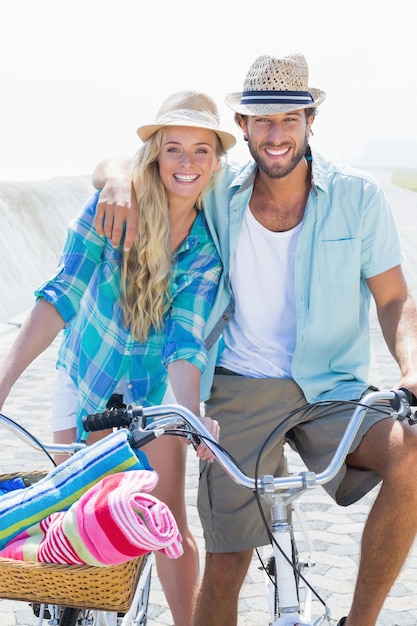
[397, 376, 417, 406]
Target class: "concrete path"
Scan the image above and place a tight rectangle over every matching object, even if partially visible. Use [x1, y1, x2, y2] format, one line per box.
[0, 168, 416, 624]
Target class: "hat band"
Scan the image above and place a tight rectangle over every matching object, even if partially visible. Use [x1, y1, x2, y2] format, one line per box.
[240, 90, 314, 105]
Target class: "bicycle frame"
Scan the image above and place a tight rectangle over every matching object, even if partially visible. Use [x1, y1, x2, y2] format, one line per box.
[261, 478, 329, 626]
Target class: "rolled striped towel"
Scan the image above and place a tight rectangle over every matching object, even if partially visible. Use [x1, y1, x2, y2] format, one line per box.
[0, 430, 148, 550]
[0, 470, 183, 564]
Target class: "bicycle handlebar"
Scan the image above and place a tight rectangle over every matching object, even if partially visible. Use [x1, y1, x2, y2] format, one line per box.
[82, 388, 417, 495]
[82, 406, 134, 431]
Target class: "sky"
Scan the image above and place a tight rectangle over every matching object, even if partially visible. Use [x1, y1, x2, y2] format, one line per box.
[1, 0, 416, 181]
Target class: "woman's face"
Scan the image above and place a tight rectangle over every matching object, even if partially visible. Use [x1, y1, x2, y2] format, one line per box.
[157, 126, 221, 202]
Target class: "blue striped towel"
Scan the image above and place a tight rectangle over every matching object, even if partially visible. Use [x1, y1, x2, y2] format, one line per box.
[0, 429, 149, 550]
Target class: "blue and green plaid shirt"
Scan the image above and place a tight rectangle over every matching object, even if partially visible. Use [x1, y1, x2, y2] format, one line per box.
[35, 191, 222, 438]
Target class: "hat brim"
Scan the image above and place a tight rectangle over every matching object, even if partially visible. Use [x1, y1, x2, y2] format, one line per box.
[225, 87, 326, 115]
[137, 122, 236, 152]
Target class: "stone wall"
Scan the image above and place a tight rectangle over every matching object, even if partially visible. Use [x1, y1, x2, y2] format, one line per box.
[0, 176, 94, 322]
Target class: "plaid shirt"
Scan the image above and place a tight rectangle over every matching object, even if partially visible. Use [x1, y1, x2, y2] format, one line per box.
[35, 192, 222, 438]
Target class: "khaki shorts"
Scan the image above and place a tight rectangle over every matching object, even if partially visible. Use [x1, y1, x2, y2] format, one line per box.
[198, 375, 389, 553]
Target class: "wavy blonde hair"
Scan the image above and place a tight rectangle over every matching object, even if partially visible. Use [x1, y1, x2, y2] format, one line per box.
[121, 127, 226, 342]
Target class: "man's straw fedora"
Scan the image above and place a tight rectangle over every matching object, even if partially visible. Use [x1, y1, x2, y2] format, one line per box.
[225, 53, 326, 115]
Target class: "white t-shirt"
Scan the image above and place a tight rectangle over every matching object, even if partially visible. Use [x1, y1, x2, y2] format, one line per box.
[218, 207, 302, 377]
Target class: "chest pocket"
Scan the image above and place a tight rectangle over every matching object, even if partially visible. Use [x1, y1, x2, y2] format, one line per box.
[170, 271, 193, 300]
[318, 239, 361, 288]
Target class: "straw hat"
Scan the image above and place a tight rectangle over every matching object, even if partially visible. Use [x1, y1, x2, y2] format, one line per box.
[225, 53, 326, 115]
[137, 90, 236, 151]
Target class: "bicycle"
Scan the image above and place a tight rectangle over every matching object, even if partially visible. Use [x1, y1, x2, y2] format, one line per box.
[0, 387, 416, 625]
[0, 413, 154, 626]
[79, 386, 417, 626]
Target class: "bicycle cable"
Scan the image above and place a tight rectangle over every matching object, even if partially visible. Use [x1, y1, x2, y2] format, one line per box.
[0, 412, 57, 467]
[160, 428, 247, 472]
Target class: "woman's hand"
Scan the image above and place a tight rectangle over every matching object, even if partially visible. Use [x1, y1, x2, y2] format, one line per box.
[194, 414, 220, 462]
[167, 362, 219, 461]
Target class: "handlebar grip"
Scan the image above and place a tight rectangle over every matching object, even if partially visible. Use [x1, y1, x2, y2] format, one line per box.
[82, 407, 131, 432]
[399, 387, 417, 406]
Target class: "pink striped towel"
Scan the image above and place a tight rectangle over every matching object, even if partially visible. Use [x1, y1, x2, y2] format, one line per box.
[0, 470, 183, 565]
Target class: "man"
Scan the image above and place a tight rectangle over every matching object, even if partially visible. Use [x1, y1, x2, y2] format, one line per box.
[93, 53, 417, 626]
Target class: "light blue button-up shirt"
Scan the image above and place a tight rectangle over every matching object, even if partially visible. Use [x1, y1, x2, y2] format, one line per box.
[201, 148, 404, 403]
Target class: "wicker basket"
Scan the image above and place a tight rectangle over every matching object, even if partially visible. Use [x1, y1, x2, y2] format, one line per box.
[0, 471, 148, 611]
[0, 555, 147, 611]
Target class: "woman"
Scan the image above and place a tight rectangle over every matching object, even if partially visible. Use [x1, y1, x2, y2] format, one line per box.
[0, 90, 235, 626]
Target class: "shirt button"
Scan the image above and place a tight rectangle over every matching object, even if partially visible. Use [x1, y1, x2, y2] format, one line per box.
[127, 383, 133, 390]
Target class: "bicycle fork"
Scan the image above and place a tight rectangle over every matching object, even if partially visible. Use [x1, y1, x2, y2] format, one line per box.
[264, 492, 330, 626]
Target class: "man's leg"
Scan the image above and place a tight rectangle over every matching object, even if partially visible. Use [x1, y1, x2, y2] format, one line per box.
[344, 418, 417, 626]
[195, 377, 305, 626]
[193, 550, 253, 626]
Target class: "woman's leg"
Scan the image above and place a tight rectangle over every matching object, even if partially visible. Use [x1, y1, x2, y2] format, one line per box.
[53, 427, 112, 463]
[144, 435, 199, 626]
[52, 368, 112, 463]
[52, 368, 79, 463]
[53, 426, 77, 464]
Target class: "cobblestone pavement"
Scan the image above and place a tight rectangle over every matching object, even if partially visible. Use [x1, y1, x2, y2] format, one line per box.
[0, 170, 416, 624]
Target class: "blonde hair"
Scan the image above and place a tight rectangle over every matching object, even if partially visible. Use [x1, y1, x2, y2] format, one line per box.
[121, 127, 225, 342]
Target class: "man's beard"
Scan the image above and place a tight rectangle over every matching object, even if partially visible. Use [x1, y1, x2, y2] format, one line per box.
[248, 136, 309, 179]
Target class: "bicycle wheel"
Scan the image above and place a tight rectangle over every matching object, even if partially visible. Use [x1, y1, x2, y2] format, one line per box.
[60, 607, 114, 625]
[59, 607, 82, 626]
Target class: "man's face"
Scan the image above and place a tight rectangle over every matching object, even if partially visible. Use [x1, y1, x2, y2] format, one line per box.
[241, 110, 313, 179]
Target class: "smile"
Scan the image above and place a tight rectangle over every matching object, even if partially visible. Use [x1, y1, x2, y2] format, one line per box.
[265, 147, 290, 157]
[174, 173, 199, 182]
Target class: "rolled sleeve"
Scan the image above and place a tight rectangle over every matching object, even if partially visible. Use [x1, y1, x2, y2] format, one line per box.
[163, 341, 207, 371]
[34, 191, 110, 325]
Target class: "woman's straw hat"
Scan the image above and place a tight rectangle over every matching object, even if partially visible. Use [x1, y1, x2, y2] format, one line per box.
[137, 91, 236, 151]
[225, 53, 326, 115]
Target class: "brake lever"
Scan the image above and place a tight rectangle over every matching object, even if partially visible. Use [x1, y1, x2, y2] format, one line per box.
[396, 388, 417, 425]
[185, 431, 202, 450]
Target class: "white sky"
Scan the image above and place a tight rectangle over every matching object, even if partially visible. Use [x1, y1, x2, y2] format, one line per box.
[1, 0, 416, 181]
